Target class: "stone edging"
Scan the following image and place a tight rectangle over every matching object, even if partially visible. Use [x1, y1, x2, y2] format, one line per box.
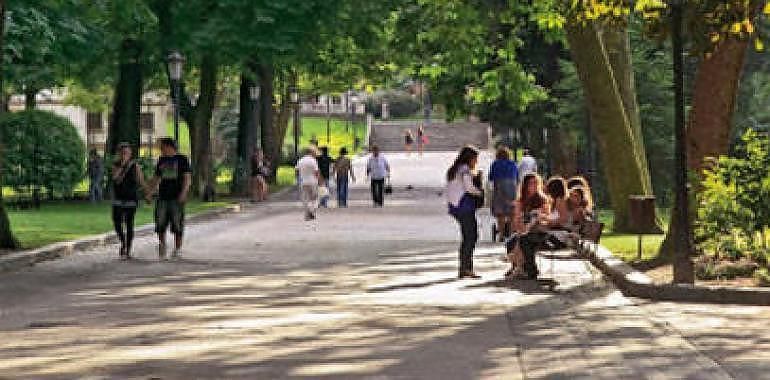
[0, 186, 296, 274]
[582, 241, 770, 305]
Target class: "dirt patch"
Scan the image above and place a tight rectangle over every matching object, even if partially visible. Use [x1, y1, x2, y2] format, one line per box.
[643, 264, 761, 288]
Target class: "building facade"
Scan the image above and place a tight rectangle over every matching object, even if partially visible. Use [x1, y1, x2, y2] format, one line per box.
[9, 89, 170, 155]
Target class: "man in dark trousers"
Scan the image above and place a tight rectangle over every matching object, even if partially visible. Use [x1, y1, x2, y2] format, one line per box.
[146, 138, 192, 260]
[366, 145, 390, 207]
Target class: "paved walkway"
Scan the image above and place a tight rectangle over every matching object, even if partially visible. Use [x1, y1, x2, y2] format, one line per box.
[0, 153, 768, 379]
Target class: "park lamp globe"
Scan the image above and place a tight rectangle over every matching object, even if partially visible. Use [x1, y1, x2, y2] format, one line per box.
[290, 86, 299, 104]
[249, 85, 260, 100]
[167, 51, 185, 81]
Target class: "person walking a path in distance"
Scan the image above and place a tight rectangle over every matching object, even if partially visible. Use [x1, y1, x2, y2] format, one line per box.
[416, 125, 428, 156]
[446, 146, 483, 279]
[333, 147, 356, 207]
[366, 145, 390, 207]
[316, 146, 334, 208]
[296, 147, 320, 220]
[87, 149, 104, 202]
[404, 129, 414, 154]
[250, 149, 270, 202]
[488, 146, 519, 242]
[518, 148, 537, 176]
[145, 138, 192, 260]
[111, 142, 146, 260]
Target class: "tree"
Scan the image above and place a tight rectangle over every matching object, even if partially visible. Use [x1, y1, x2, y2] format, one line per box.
[0, 0, 18, 250]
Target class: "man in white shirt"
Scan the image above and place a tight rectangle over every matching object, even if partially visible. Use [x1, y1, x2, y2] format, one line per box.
[366, 145, 390, 207]
[295, 148, 320, 220]
[518, 148, 538, 177]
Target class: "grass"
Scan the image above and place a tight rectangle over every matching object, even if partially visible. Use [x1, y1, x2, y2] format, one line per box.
[286, 117, 367, 155]
[7, 200, 231, 249]
[595, 208, 668, 264]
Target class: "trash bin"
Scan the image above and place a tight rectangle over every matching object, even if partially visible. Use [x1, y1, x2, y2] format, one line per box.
[628, 195, 662, 260]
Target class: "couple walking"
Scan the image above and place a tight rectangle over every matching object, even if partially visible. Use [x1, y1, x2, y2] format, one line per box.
[295, 145, 391, 220]
[111, 138, 191, 260]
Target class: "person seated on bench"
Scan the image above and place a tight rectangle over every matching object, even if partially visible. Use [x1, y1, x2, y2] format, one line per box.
[567, 176, 594, 220]
[542, 177, 579, 248]
[505, 173, 550, 279]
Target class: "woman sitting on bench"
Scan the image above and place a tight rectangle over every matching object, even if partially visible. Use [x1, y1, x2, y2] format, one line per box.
[505, 173, 550, 279]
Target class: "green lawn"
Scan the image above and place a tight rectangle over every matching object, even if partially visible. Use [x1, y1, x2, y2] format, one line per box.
[596, 209, 668, 263]
[7, 200, 231, 249]
[286, 117, 366, 155]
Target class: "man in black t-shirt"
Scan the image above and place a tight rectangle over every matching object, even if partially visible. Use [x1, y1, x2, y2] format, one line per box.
[146, 138, 192, 260]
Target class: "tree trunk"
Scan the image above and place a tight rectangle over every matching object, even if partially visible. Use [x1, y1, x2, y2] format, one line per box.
[565, 23, 652, 232]
[232, 67, 258, 195]
[107, 38, 143, 155]
[602, 25, 653, 193]
[24, 87, 37, 110]
[186, 54, 218, 198]
[258, 63, 277, 174]
[658, 36, 750, 260]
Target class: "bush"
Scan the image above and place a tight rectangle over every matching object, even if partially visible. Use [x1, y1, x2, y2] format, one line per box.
[365, 90, 421, 119]
[0, 110, 85, 194]
[695, 257, 758, 280]
[696, 129, 770, 261]
[754, 267, 770, 287]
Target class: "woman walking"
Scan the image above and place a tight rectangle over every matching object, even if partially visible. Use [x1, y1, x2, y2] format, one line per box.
[404, 129, 414, 154]
[446, 146, 483, 279]
[417, 125, 427, 156]
[333, 147, 356, 207]
[250, 149, 270, 202]
[112, 143, 146, 260]
[488, 146, 519, 242]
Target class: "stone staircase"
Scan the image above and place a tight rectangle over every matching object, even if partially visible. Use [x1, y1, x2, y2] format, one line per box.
[370, 120, 490, 152]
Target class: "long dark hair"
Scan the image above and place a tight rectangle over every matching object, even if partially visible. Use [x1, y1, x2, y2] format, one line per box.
[447, 146, 479, 181]
[519, 173, 547, 213]
[545, 176, 567, 200]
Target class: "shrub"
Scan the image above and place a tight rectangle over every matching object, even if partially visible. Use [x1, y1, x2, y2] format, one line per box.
[0, 110, 85, 194]
[754, 268, 770, 287]
[695, 257, 758, 280]
[364, 90, 421, 119]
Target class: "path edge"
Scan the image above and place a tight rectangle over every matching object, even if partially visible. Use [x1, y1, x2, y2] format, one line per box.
[582, 242, 770, 305]
[0, 187, 294, 274]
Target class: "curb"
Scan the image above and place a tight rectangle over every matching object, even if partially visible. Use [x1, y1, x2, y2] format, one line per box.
[582, 241, 770, 306]
[0, 201, 253, 274]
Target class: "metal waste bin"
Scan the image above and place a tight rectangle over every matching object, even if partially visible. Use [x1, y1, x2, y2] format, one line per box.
[628, 195, 661, 260]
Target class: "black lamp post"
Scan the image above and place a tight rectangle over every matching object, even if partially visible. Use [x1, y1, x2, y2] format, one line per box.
[670, 0, 694, 284]
[290, 86, 300, 160]
[250, 85, 261, 150]
[167, 51, 185, 144]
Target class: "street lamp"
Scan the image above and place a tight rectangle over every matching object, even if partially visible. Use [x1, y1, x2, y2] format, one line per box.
[250, 85, 261, 149]
[350, 94, 359, 149]
[290, 86, 300, 160]
[167, 51, 185, 144]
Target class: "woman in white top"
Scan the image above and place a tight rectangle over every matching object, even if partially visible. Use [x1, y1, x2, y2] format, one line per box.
[446, 146, 483, 279]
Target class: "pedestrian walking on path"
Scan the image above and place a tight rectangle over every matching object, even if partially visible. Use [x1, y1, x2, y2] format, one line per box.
[88, 149, 104, 202]
[111, 143, 146, 260]
[250, 149, 270, 202]
[416, 125, 428, 156]
[447, 146, 484, 279]
[296, 147, 320, 220]
[404, 129, 414, 154]
[145, 138, 192, 260]
[316, 147, 334, 208]
[333, 147, 356, 207]
[488, 146, 519, 242]
[366, 145, 390, 207]
[518, 148, 537, 176]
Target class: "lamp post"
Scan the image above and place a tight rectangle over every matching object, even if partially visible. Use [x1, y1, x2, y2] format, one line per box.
[350, 95, 359, 149]
[167, 51, 185, 144]
[670, 0, 694, 284]
[290, 86, 300, 160]
[250, 85, 261, 150]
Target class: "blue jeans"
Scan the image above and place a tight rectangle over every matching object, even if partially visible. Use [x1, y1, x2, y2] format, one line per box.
[337, 175, 349, 207]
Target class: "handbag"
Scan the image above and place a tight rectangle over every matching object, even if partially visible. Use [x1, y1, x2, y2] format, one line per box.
[448, 193, 478, 217]
[384, 177, 393, 194]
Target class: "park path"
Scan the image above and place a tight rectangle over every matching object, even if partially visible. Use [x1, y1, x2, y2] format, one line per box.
[0, 152, 768, 379]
